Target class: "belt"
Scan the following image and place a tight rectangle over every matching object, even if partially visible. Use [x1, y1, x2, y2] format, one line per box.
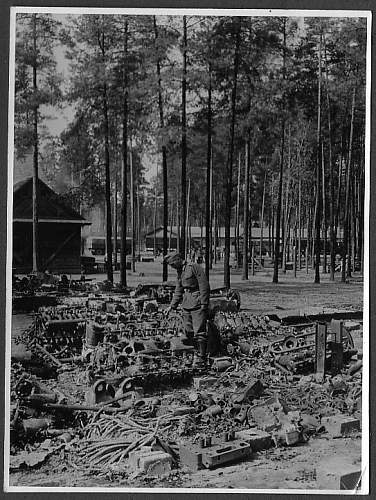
[184, 287, 199, 293]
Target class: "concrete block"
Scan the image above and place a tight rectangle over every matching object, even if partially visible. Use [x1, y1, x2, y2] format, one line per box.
[179, 443, 203, 471]
[193, 376, 217, 390]
[235, 429, 273, 452]
[322, 415, 360, 437]
[138, 452, 172, 476]
[128, 446, 153, 470]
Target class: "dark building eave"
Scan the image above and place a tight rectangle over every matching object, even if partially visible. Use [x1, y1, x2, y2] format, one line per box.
[13, 218, 91, 225]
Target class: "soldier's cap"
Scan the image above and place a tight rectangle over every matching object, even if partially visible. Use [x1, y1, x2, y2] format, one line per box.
[163, 252, 183, 265]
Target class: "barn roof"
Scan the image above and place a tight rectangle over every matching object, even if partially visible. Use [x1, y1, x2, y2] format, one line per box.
[13, 177, 90, 224]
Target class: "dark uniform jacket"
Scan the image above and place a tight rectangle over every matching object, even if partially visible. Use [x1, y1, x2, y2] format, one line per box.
[170, 262, 210, 311]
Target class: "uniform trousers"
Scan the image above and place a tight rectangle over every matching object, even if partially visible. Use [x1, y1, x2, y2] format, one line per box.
[182, 307, 207, 343]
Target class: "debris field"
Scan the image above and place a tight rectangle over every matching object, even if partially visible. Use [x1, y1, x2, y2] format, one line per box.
[9, 276, 363, 490]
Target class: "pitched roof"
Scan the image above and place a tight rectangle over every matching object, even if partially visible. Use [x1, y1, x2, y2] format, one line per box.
[145, 226, 243, 238]
[13, 177, 89, 224]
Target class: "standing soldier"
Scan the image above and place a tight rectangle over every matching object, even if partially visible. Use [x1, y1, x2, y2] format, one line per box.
[164, 252, 210, 368]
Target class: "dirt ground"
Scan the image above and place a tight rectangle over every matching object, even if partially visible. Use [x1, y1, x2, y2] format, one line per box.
[8, 263, 365, 491]
[9, 433, 362, 490]
[67, 259, 364, 314]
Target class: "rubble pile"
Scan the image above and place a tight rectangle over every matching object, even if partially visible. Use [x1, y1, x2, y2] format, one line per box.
[10, 292, 362, 482]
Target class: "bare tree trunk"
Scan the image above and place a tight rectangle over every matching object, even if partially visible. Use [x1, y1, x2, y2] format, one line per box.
[314, 32, 322, 284]
[359, 135, 365, 273]
[335, 136, 345, 240]
[224, 19, 241, 289]
[209, 151, 213, 269]
[324, 34, 335, 281]
[235, 152, 241, 267]
[213, 197, 217, 264]
[186, 178, 191, 258]
[242, 137, 250, 280]
[137, 185, 140, 257]
[153, 17, 168, 280]
[169, 200, 173, 251]
[260, 170, 267, 262]
[129, 142, 135, 272]
[342, 87, 356, 282]
[298, 168, 302, 270]
[120, 19, 129, 288]
[271, 184, 275, 261]
[282, 146, 291, 274]
[114, 171, 118, 269]
[322, 142, 327, 273]
[273, 19, 286, 284]
[32, 14, 39, 273]
[205, 53, 212, 278]
[176, 188, 180, 253]
[351, 172, 356, 274]
[100, 28, 113, 284]
[181, 16, 188, 259]
[153, 184, 157, 257]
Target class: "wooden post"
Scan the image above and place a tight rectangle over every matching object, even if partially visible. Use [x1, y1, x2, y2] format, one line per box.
[293, 245, 297, 278]
[306, 247, 309, 274]
[315, 322, 327, 380]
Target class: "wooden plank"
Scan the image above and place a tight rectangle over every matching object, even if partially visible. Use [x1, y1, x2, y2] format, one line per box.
[315, 322, 327, 378]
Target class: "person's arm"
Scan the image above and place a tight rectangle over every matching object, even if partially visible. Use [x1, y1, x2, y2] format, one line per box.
[170, 275, 184, 309]
[192, 264, 210, 309]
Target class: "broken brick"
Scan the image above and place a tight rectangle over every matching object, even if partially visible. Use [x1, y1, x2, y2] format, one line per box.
[321, 415, 360, 437]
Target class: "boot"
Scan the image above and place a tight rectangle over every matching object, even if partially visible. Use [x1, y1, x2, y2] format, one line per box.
[193, 339, 207, 369]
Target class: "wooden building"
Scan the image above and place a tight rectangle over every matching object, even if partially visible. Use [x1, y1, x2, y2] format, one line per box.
[13, 177, 90, 274]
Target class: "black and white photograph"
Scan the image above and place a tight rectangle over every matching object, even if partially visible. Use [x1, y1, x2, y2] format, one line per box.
[4, 6, 371, 494]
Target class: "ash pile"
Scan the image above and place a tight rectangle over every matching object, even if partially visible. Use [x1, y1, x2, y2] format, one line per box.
[10, 289, 362, 484]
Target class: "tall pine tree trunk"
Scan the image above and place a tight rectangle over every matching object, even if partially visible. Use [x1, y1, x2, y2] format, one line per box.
[224, 19, 241, 289]
[260, 170, 267, 261]
[324, 34, 335, 281]
[113, 171, 118, 269]
[235, 152, 241, 267]
[322, 143, 327, 273]
[120, 19, 129, 288]
[100, 28, 113, 283]
[154, 16, 168, 280]
[129, 142, 135, 272]
[273, 19, 286, 284]
[181, 16, 187, 259]
[298, 167, 302, 270]
[242, 137, 250, 280]
[32, 14, 39, 273]
[342, 87, 356, 282]
[205, 55, 212, 278]
[314, 32, 322, 284]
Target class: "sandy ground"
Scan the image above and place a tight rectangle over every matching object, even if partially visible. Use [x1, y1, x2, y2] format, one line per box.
[9, 263, 365, 491]
[9, 433, 362, 490]
[74, 259, 364, 314]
